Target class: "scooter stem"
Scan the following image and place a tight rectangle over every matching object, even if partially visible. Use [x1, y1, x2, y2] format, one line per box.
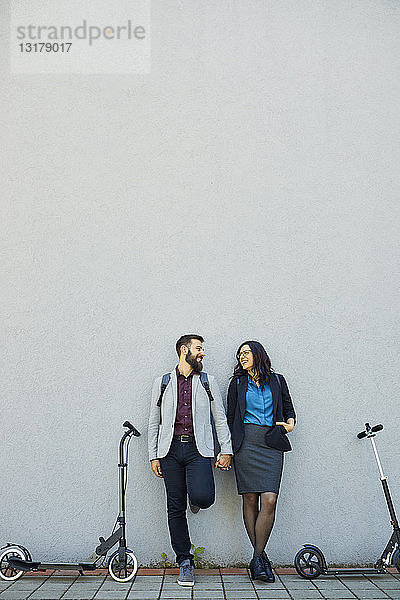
[370, 437, 385, 479]
[369, 434, 400, 531]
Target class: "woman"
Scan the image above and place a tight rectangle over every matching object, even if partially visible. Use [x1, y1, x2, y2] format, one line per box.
[227, 341, 296, 582]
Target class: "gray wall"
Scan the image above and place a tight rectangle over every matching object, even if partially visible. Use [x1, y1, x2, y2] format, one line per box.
[1, 0, 400, 566]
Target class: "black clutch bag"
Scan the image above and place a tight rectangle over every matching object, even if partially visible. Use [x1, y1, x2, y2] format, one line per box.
[264, 425, 292, 452]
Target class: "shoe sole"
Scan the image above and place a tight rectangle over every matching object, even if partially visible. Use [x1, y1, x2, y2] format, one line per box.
[253, 575, 275, 583]
[177, 580, 195, 586]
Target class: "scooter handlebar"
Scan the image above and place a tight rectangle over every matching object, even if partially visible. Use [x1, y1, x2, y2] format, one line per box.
[123, 421, 141, 436]
[357, 423, 383, 439]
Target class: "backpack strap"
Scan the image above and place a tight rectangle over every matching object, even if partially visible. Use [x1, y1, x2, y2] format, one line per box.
[274, 372, 281, 388]
[157, 372, 215, 407]
[157, 373, 171, 408]
[200, 372, 214, 403]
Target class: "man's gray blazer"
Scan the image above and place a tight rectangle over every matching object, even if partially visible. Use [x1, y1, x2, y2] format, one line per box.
[148, 368, 232, 461]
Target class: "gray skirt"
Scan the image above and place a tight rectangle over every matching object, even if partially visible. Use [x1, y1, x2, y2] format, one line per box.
[233, 423, 284, 495]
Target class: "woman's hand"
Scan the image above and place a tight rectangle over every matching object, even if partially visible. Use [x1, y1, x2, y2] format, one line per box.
[151, 459, 163, 478]
[215, 453, 232, 470]
[276, 418, 295, 433]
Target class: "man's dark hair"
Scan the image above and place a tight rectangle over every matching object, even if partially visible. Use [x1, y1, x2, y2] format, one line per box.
[176, 334, 204, 357]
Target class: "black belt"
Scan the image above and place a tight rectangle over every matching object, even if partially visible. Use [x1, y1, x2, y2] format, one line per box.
[173, 434, 193, 443]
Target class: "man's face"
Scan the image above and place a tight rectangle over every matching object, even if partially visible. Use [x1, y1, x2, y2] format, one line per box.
[184, 339, 205, 372]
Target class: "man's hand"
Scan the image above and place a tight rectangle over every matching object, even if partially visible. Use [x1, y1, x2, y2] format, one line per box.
[215, 453, 232, 470]
[151, 459, 163, 478]
[276, 418, 295, 433]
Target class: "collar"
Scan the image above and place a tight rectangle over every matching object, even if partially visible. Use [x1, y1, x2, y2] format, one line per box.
[176, 365, 195, 380]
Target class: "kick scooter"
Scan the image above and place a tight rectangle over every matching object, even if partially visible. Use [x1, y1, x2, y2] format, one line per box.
[0, 421, 141, 583]
[294, 423, 400, 578]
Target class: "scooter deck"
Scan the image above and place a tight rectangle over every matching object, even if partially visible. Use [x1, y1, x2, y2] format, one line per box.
[326, 568, 385, 575]
[8, 558, 98, 572]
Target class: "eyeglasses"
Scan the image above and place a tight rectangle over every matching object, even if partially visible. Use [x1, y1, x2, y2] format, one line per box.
[238, 350, 252, 358]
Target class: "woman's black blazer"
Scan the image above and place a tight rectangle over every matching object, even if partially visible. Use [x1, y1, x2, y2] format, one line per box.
[227, 373, 296, 453]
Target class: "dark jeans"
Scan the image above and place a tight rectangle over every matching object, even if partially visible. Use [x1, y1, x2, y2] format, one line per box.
[160, 437, 215, 565]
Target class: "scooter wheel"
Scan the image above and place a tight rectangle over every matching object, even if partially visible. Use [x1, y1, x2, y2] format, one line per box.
[0, 546, 29, 581]
[108, 549, 138, 583]
[393, 548, 400, 573]
[294, 547, 323, 579]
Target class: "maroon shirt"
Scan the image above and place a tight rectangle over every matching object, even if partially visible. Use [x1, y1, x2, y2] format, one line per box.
[174, 367, 195, 436]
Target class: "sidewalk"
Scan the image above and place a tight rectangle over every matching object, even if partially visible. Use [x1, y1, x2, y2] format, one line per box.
[0, 568, 399, 600]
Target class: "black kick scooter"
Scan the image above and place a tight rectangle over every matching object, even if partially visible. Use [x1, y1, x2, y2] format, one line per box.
[294, 423, 400, 578]
[0, 421, 141, 583]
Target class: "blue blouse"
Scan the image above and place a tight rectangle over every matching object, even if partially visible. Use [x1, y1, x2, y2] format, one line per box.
[243, 376, 274, 426]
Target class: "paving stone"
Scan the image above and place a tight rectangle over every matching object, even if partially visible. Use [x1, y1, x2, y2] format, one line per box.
[2, 582, 46, 590]
[30, 593, 71, 599]
[192, 585, 223, 590]
[368, 574, 396, 583]
[128, 591, 161, 600]
[193, 597, 224, 600]
[345, 582, 381, 587]
[255, 591, 291, 598]
[321, 592, 357, 598]
[0, 594, 35, 600]
[161, 584, 192, 590]
[223, 583, 255, 590]
[253, 581, 286, 589]
[338, 579, 373, 584]
[93, 592, 131, 599]
[64, 584, 104, 589]
[160, 596, 192, 600]
[159, 591, 191, 597]
[315, 583, 349, 589]
[374, 584, 400, 589]
[63, 592, 99, 599]
[32, 585, 73, 592]
[286, 583, 321, 590]
[288, 590, 323, 597]
[130, 583, 162, 590]
[345, 587, 386, 593]
[191, 591, 223, 598]
[224, 591, 258, 598]
[256, 593, 292, 599]
[351, 594, 389, 599]
[256, 584, 290, 599]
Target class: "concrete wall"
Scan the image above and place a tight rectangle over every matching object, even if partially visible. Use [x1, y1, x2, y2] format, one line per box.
[1, 0, 400, 566]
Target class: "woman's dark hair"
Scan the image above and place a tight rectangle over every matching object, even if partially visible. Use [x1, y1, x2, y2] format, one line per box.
[232, 340, 273, 390]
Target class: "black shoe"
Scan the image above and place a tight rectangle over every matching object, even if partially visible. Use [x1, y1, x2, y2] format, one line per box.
[189, 501, 200, 514]
[249, 555, 269, 582]
[261, 552, 275, 583]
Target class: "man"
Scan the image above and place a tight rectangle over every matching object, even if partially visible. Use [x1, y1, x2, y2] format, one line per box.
[148, 334, 232, 587]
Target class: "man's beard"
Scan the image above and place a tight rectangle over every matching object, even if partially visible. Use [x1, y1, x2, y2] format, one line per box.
[185, 350, 203, 372]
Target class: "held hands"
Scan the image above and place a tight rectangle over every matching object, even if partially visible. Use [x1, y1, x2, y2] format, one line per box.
[215, 453, 232, 470]
[276, 418, 295, 433]
[151, 459, 163, 478]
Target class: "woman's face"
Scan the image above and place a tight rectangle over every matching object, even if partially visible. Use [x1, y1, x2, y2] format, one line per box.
[238, 344, 254, 371]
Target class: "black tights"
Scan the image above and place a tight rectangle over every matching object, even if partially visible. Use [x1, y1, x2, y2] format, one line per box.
[242, 492, 277, 557]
